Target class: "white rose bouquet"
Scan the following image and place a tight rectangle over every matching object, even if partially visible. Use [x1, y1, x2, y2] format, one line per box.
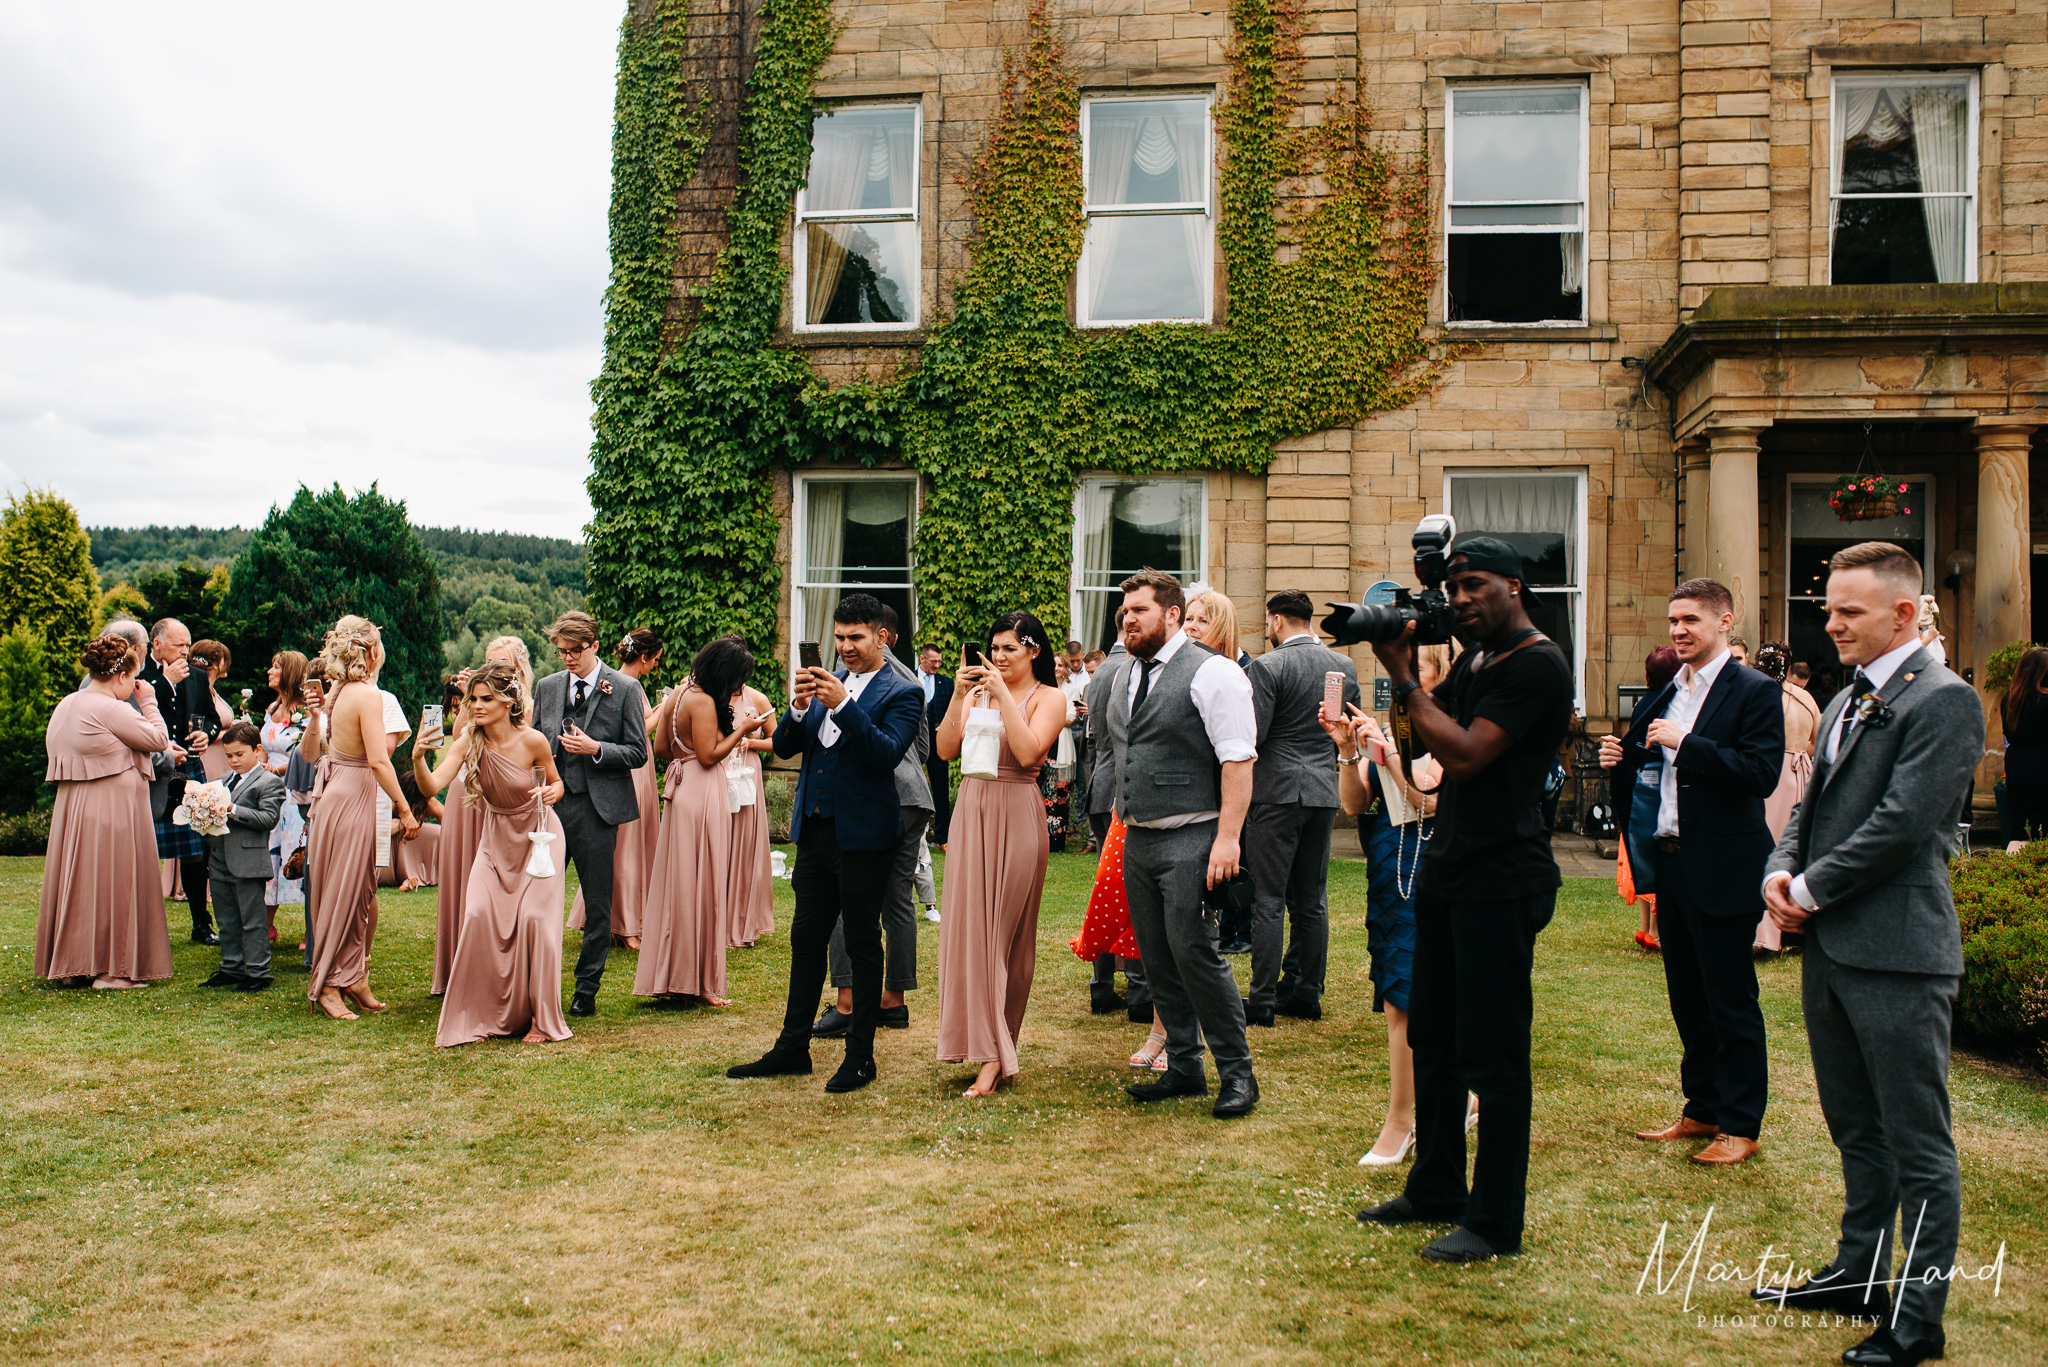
[171, 781, 236, 837]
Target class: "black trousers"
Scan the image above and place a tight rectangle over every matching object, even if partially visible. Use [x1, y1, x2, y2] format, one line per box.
[556, 790, 618, 997]
[776, 818, 893, 1064]
[180, 855, 212, 933]
[927, 758, 953, 844]
[1655, 848, 1769, 1139]
[1405, 888, 1555, 1249]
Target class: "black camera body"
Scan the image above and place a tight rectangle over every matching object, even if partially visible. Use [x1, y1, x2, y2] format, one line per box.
[1322, 514, 1461, 647]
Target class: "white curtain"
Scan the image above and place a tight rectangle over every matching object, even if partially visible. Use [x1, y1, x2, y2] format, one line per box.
[803, 483, 846, 645]
[1911, 85, 1968, 283]
[1074, 481, 1117, 650]
[1086, 112, 1141, 322]
[1559, 233, 1584, 294]
[1174, 479, 1204, 581]
[1450, 475, 1578, 581]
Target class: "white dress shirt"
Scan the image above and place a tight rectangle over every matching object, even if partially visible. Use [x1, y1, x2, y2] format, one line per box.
[791, 665, 881, 749]
[1654, 647, 1730, 838]
[1123, 629, 1258, 828]
[1770, 635, 1922, 911]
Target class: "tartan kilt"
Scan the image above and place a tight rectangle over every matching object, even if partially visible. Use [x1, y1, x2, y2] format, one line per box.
[153, 758, 208, 861]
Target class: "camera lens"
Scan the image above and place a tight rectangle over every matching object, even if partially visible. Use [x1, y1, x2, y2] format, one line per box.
[1322, 601, 1418, 646]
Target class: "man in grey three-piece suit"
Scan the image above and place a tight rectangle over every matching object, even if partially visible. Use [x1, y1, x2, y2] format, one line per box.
[1242, 590, 1358, 1024]
[1758, 541, 1983, 1367]
[534, 611, 650, 1017]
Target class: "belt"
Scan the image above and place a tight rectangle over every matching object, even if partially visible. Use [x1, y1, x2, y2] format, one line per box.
[1655, 836, 1682, 855]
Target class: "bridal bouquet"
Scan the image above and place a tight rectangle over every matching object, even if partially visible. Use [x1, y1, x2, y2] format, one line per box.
[171, 781, 235, 837]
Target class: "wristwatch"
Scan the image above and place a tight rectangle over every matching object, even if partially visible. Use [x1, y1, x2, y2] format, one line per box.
[1337, 751, 1368, 768]
[1390, 678, 1422, 702]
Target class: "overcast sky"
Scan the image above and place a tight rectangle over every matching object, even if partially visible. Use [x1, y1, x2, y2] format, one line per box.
[0, 2, 620, 539]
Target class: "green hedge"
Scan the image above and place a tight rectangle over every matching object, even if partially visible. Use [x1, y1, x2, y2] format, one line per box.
[0, 809, 51, 857]
[1952, 842, 2048, 1071]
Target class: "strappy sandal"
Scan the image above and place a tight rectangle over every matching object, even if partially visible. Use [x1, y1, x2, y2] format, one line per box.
[1128, 1029, 1168, 1070]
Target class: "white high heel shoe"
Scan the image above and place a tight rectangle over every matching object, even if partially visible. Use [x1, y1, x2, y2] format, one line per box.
[1358, 1129, 1417, 1167]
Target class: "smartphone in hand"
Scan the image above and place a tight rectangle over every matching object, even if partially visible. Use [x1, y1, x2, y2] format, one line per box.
[799, 641, 823, 671]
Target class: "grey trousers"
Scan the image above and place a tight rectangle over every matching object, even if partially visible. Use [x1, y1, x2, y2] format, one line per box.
[1803, 931, 1962, 1340]
[1122, 822, 1252, 1083]
[830, 806, 929, 992]
[556, 790, 618, 996]
[209, 873, 272, 981]
[1243, 802, 1335, 1011]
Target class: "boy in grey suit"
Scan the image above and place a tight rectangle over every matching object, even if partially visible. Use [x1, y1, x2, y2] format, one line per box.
[1243, 590, 1359, 1023]
[203, 722, 286, 991]
[1760, 542, 1984, 1367]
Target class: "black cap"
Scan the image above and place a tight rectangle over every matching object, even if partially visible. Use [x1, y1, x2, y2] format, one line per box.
[1447, 536, 1525, 581]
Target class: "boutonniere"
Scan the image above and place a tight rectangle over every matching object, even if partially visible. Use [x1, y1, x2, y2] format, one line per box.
[290, 709, 306, 726]
[1852, 693, 1895, 731]
[598, 679, 613, 697]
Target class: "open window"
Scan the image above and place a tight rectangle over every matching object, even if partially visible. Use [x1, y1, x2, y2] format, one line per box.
[1830, 73, 1976, 285]
[794, 477, 918, 666]
[1079, 96, 1213, 326]
[1069, 478, 1206, 651]
[795, 104, 919, 330]
[1446, 85, 1587, 325]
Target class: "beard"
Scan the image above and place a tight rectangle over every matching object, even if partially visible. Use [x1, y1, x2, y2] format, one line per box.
[1124, 614, 1174, 660]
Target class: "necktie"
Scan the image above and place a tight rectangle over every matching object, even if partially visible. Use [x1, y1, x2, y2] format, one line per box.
[1834, 671, 1874, 759]
[224, 771, 240, 796]
[1132, 659, 1158, 715]
[572, 677, 588, 714]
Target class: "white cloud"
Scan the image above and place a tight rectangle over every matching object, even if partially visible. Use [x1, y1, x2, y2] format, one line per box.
[0, 1, 622, 537]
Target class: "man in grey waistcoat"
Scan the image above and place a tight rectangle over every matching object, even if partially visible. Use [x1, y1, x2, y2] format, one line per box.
[534, 610, 650, 1018]
[1083, 630, 1148, 1018]
[816, 608, 933, 1035]
[1757, 541, 1982, 1367]
[1243, 589, 1359, 1025]
[1111, 571, 1261, 1118]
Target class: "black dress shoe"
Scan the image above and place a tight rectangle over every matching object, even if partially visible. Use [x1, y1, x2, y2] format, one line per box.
[1089, 989, 1127, 1015]
[812, 1006, 852, 1037]
[1750, 1274, 1892, 1320]
[200, 971, 237, 987]
[1219, 936, 1252, 956]
[824, 1057, 877, 1093]
[191, 930, 220, 946]
[877, 1005, 909, 1030]
[1841, 1327, 1944, 1366]
[1126, 1000, 1154, 1024]
[1356, 1194, 1464, 1226]
[1212, 1076, 1260, 1117]
[231, 978, 271, 993]
[727, 1049, 813, 1079]
[569, 990, 596, 1017]
[1126, 1072, 1207, 1102]
[1420, 1227, 1519, 1262]
[1274, 996, 1323, 1021]
[1239, 997, 1275, 1027]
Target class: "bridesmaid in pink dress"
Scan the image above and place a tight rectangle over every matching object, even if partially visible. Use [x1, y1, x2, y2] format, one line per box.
[933, 611, 1067, 1099]
[422, 642, 528, 994]
[415, 661, 573, 1046]
[36, 637, 173, 989]
[726, 681, 778, 948]
[570, 628, 664, 949]
[634, 636, 769, 1006]
[299, 618, 420, 1022]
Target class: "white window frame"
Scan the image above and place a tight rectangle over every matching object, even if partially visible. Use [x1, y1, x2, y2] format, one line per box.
[793, 102, 921, 333]
[1444, 81, 1590, 327]
[1828, 71, 1979, 285]
[1067, 475, 1210, 641]
[1783, 474, 1936, 623]
[1443, 467, 1588, 709]
[791, 472, 921, 677]
[1077, 93, 1216, 328]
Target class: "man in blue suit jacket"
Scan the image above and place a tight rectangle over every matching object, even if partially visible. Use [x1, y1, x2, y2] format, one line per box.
[729, 592, 924, 1094]
[1601, 578, 1784, 1165]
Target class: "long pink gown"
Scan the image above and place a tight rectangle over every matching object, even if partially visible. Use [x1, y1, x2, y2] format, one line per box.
[385, 821, 440, 887]
[727, 746, 773, 947]
[304, 714, 380, 1003]
[432, 781, 484, 995]
[36, 689, 173, 982]
[570, 705, 658, 940]
[1755, 749, 1814, 952]
[435, 744, 572, 1046]
[634, 705, 732, 1000]
[936, 688, 1051, 1078]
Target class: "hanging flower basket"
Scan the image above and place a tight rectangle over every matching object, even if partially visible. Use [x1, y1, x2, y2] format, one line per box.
[1830, 474, 1911, 523]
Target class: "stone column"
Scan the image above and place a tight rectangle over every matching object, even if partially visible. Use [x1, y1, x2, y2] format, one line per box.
[1973, 422, 2038, 794]
[1706, 426, 1764, 642]
[1679, 441, 1711, 583]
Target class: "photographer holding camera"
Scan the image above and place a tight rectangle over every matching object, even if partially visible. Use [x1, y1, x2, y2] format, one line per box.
[1345, 532, 1573, 1263]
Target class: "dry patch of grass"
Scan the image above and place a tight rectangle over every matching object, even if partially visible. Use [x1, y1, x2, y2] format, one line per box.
[0, 853, 2042, 1364]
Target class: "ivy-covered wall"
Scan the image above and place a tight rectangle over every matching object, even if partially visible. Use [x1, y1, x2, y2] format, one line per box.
[585, 0, 1450, 671]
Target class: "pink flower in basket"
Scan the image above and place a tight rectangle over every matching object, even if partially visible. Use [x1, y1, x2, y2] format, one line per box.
[171, 781, 235, 837]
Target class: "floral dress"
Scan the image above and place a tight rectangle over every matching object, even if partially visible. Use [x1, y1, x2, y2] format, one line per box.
[261, 711, 308, 907]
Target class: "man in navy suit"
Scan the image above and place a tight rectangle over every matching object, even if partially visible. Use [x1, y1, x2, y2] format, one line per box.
[917, 643, 954, 845]
[729, 592, 924, 1094]
[1601, 577, 1784, 1165]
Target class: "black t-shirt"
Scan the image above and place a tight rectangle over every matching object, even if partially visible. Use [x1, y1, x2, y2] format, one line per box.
[1415, 637, 1573, 902]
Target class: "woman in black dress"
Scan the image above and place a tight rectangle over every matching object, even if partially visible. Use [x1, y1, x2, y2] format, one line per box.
[2002, 646, 2048, 848]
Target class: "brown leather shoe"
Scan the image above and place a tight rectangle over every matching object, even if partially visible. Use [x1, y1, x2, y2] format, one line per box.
[1690, 1134, 1760, 1165]
[1634, 1115, 1717, 1142]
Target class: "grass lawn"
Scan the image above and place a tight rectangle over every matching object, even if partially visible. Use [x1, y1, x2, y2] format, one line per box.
[0, 850, 2042, 1365]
